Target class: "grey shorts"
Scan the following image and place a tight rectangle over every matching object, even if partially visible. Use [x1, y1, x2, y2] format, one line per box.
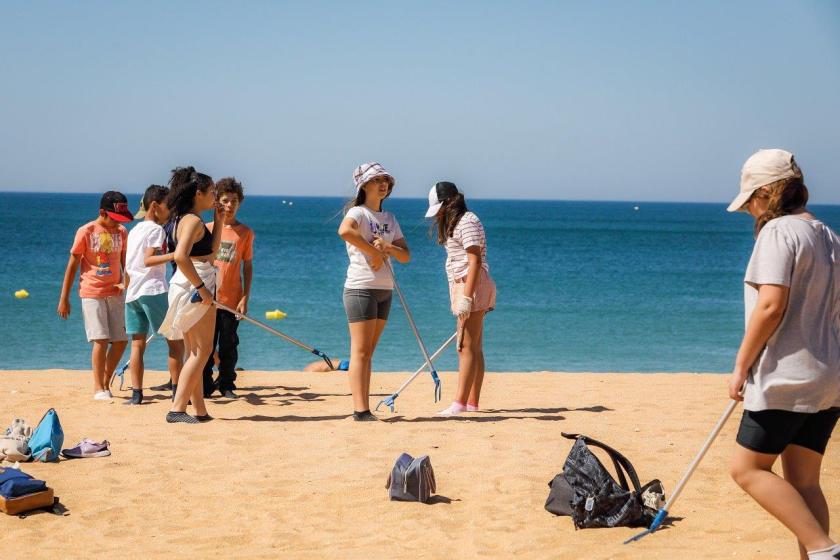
[343, 288, 393, 323]
[81, 295, 128, 342]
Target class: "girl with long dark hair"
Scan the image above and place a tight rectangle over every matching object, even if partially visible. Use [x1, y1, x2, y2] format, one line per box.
[158, 166, 224, 424]
[425, 181, 496, 417]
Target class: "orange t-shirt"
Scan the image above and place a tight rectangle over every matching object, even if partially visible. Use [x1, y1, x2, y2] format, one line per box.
[208, 222, 254, 308]
[71, 220, 128, 298]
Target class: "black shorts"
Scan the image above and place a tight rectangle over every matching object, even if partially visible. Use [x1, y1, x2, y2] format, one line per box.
[736, 408, 839, 455]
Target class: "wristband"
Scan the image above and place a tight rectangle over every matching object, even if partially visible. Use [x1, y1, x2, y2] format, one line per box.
[194, 282, 205, 291]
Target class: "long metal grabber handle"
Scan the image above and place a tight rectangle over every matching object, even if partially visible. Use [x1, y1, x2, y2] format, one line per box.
[383, 260, 441, 401]
[376, 332, 457, 412]
[110, 333, 155, 389]
[214, 301, 335, 371]
[624, 398, 740, 544]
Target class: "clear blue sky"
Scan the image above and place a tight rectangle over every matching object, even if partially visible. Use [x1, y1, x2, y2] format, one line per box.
[1, 1, 838, 203]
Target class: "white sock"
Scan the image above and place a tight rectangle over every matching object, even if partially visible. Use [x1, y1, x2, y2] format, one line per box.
[808, 544, 840, 560]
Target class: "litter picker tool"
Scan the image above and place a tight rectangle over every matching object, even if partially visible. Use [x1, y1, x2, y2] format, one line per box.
[110, 333, 155, 390]
[624, 397, 740, 544]
[382, 259, 442, 403]
[377, 331, 458, 412]
[213, 301, 335, 370]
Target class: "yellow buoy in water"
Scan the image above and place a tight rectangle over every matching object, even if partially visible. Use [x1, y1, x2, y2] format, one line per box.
[265, 309, 287, 320]
[14, 289, 29, 299]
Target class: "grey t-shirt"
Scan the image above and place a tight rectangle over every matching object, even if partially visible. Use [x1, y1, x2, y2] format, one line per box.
[743, 215, 840, 412]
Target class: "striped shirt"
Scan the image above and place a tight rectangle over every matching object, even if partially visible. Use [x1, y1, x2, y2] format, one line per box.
[445, 212, 489, 282]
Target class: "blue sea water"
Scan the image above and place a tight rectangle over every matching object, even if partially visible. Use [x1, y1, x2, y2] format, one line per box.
[1, 192, 838, 373]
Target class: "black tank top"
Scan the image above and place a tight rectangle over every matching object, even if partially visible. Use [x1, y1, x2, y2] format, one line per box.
[174, 213, 213, 257]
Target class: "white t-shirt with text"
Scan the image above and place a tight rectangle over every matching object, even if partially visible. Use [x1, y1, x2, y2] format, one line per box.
[125, 221, 169, 303]
[343, 205, 403, 290]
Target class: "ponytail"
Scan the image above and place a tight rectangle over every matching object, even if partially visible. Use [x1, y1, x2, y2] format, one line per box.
[166, 166, 213, 218]
[753, 175, 809, 236]
[433, 192, 468, 244]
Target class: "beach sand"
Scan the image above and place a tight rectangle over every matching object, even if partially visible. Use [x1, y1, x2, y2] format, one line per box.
[1, 370, 837, 559]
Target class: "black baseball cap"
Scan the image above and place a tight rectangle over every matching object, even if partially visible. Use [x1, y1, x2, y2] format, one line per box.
[100, 191, 134, 222]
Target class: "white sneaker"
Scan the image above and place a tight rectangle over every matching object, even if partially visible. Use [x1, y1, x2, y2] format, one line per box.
[93, 390, 112, 401]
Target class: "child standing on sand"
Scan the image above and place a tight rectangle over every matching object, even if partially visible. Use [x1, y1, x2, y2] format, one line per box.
[726, 149, 839, 560]
[57, 191, 133, 399]
[122, 185, 184, 405]
[202, 177, 254, 399]
[337, 162, 411, 421]
[425, 182, 496, 416]
[158, 167, 223, 424]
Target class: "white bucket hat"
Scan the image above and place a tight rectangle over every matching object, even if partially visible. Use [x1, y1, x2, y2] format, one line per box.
[425, 181, 459, 218]
[727, 149, 802, 212]
[353, 162, 395, 192]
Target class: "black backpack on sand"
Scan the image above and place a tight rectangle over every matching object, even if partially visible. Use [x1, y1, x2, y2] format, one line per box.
[545, 432, 665, 529]
[386, 453, 436, 503]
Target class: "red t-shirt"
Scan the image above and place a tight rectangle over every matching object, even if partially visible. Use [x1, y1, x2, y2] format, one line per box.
[71, 220, 128, 298]
[208, 222, 254, 308]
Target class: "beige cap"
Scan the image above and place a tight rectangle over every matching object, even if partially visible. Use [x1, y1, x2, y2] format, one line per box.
[135, 199, 147, 219]
[727, 149, 801, 212]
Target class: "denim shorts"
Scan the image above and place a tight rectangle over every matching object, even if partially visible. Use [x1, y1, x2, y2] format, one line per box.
[343, 288, 393, 323]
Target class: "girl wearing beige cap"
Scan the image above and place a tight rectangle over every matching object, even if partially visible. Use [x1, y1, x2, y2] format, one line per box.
[727, 149, 840, 560]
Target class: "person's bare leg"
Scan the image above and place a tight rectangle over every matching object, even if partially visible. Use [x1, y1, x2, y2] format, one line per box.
[167, 339, 184, 385]
[104, 340, 127, 389]
[348, 320, 376, 412]
[171, 310, 215, 415]
[91, 340, 108, 392]
[782, 445, 832, 560]
[128, 334, 147, 390]
[363, 319, 387, 405]
[730, 445, 834, 554]
[467, 313, 486, 407]
[454, 311, 485, 404]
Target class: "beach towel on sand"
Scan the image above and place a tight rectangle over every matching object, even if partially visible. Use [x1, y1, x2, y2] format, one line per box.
[158, 261, 216, 340]
[545, 433, 664, 529]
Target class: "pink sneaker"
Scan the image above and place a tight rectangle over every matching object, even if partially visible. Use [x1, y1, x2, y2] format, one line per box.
[466, 404, 479, 412]
[436, 402, 466, 417]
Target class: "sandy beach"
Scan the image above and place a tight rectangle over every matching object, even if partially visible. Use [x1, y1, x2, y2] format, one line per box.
[1, 369, 837, 559]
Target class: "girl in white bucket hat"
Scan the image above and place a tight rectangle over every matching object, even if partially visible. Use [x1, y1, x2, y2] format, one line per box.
[337, 162, 410, 421]
[727, 149, 840, 560]
[425, 181, 496, 417]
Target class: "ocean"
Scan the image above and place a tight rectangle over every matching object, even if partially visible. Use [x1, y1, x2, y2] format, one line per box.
[2, 192, 838, 373]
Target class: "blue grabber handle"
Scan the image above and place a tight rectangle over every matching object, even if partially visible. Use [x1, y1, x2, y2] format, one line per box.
[113, 362, 129, 390]
[378, 394, 397, 413]
[431, 370, 441, 402]
[623, 509, 668, 544]
[312, 349, 335, 371]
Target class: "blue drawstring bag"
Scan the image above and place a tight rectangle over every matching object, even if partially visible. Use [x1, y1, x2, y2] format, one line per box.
[28, 409, 64, 463]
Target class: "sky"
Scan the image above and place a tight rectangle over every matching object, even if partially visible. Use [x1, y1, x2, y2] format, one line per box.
[1, 1, 838, 203]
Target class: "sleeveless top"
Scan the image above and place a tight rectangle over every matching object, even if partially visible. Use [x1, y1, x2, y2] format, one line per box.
[173, 213, 213, 257]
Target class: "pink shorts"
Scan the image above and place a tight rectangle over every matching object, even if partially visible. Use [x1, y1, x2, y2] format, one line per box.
[449, 269, 496, 315]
